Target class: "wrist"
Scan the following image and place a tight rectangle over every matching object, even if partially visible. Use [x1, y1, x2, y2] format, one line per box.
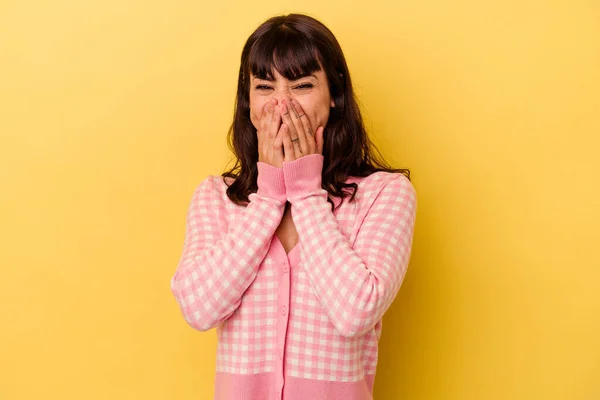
[282, 154, 324, 201]
[256, 162, 286, 203]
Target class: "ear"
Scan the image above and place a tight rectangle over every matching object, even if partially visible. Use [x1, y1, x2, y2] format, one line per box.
[330, 99, 335, 108]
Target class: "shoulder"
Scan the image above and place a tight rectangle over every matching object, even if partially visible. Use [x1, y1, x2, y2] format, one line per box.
[346, 171, 416, 219]
[352, 171, 415, 199]
[190, 175, 235, 207]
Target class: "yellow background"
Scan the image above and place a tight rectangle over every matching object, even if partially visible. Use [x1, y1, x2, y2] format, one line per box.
[1, 0, 599, 399]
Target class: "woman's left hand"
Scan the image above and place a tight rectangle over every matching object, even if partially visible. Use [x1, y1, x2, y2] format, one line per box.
[279, 99, 324, 162]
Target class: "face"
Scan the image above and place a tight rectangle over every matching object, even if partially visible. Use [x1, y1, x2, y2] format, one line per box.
[249, 68, 335, 134]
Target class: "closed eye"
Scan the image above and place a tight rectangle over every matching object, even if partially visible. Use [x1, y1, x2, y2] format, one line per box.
[293, 83, 314, 90]
[254, 83, 314, 91]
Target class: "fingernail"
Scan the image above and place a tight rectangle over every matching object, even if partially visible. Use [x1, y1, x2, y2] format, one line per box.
[281, 103, 288, 113]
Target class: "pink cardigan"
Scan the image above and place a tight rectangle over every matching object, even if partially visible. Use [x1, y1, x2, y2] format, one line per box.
[171, 154, 417, 400]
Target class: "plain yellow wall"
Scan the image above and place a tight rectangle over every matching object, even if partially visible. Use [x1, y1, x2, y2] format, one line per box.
[1, 0, 599, 399]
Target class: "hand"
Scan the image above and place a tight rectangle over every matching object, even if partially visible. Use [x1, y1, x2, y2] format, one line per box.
[257, 98, 286, 168]
[279, 99, 324, 162]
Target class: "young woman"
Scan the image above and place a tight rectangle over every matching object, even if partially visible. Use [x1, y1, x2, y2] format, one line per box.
[171, 13, 417, 400]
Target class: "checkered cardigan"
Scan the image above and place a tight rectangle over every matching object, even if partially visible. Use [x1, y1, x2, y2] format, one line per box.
[171, 153, 417, 400]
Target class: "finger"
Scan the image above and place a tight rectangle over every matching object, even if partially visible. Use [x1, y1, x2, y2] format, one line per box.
[281, 124, 295, 162]
[269, 119, 285, 165]
[280, 101, 306, 157]
[316, 126, 324, 155]
[269, 104, 281, 140]
[290, 99, 314, 153]
[259, 102, 272, 137]
[273, 117, 284, 147]
[285, 99, 310, 155]
[259, 103, 278, 166]
[258, 102, 273, 161]
[266, 109, 281, 165]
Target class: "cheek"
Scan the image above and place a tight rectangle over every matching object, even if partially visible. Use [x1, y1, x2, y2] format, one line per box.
[318, 104, 331, 127]
[249, 97, 265, 129]
[298, 97, 331, 129]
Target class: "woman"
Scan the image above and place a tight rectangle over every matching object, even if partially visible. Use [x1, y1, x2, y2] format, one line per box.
[171, 13, 417, 400]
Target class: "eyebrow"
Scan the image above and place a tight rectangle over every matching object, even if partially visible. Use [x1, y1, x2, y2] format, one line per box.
[252, 74, 318, 82]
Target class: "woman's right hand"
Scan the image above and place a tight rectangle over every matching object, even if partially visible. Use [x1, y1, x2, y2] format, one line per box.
[257, 99, 286, 169]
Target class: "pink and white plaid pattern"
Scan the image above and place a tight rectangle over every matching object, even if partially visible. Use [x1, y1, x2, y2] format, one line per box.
[171, 154, 417, 397]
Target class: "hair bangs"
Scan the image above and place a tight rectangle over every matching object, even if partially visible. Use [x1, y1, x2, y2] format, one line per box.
[249, 27, 322, 81]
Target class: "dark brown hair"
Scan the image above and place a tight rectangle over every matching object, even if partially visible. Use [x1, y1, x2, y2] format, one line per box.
[222, 13, 410, 210]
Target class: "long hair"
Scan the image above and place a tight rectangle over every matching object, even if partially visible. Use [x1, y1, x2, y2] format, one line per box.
[222, 13, 410, 210]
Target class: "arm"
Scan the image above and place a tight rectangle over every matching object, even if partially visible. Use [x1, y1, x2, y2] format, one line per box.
[283, 154, 417, 338]
[170, 162, 286, 331]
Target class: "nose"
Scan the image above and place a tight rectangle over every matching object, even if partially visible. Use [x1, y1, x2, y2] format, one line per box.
[272, 87, 292, 105]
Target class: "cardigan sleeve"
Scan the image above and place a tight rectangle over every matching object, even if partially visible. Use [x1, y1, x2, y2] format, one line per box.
[282, 154, 417, 338]
[170, 162, 286, 331]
